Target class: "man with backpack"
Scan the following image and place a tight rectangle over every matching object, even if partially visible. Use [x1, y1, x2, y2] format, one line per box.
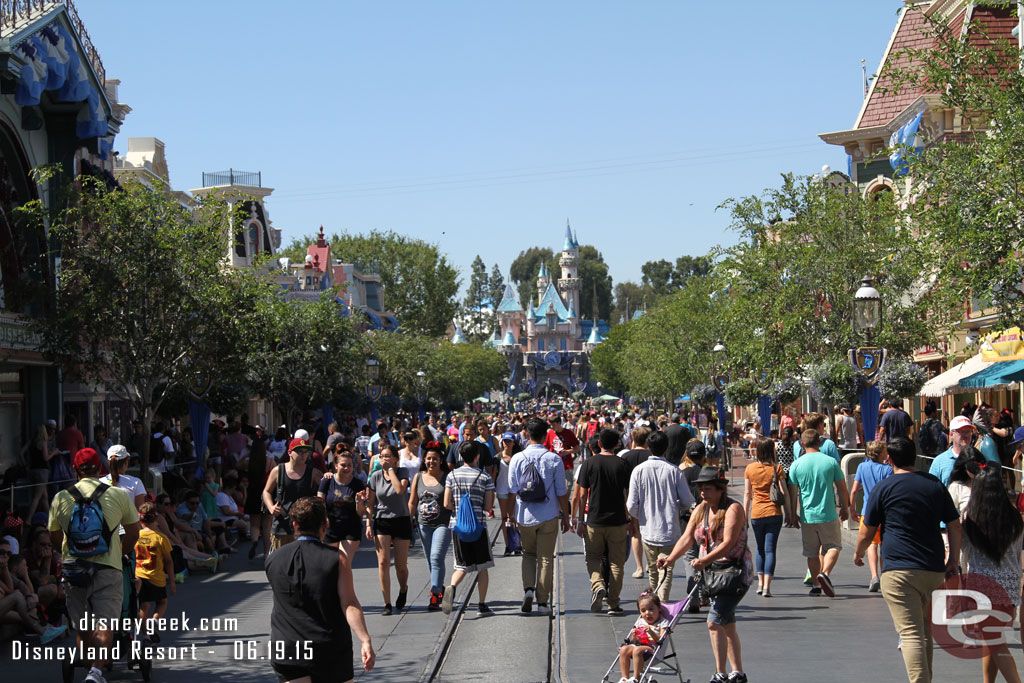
[917, 401, 947, 459]
[441, 440, 496, 616]
[49, 447, 140, 683]
[508, 417, 571, 616]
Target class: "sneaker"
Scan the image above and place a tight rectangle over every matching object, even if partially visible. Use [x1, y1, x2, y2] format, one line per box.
[756, 587, 763, 595]
[869, 577, 881, 593]
[710, 674, 729, 683]
[727, 672, 748, 683]
[248, 542, 257, 560]
[537, 603, 551, 616]
[590, 587, 606, 613]
[40, 623, 67, 644]
[175, 570, 188, 584]
[477, 602, 494, 616]
[503, 547, 512, 556]
[809, 586, 823, 596]
[382, 604, 393, 616]
[84, 668, 108, 683]
[521, 589, 534, 613]
[607, 605, 625, 616]
[428, 592, 442, 612]
[442, 585, 455, 615]
[396, 589, 408, 611]
[817, 573, 835, 598]
[803, 569, 813, 586]
[631, 568, 645, 579]
[763, 589, 772, 598]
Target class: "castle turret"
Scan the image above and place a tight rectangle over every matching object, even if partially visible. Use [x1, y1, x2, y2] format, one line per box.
[536, 261, 550, 304]
[558, 219, 581, 319]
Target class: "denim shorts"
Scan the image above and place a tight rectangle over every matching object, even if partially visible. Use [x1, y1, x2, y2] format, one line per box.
[708, 591, 744, 625]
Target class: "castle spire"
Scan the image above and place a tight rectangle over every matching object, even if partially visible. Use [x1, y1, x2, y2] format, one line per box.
[563, 219, 575, 251]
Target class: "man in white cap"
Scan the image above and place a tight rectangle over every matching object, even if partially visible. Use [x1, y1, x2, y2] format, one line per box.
[928, 415, 974, 486]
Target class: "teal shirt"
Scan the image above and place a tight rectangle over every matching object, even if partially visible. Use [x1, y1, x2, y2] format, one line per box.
[793, 437, 841, 464]
[789, 451, 844, 524]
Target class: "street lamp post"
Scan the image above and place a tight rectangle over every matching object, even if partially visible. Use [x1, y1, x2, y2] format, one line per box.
[711, 340, 732, 481]
[508, 384, 515, 413]
[365, 357, 383, 425]
[414, 370, 428, 423]
[848, 276, 887, 444]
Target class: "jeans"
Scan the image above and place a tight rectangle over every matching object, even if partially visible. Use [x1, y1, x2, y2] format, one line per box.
[418, 524, 452, 593]
[750, 515, 783, 576]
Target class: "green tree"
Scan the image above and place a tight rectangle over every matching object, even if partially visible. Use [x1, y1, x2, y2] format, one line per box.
[641, 259, 674, 299]
[462, 255, 493, 340]
[717, 173, 930, 382]
[245, 292, 364, 427]
[509, 247, 557, 310]
[283, 230, 459, 337]
[673, 255, 712, 287]
[611, 281, 648, 325]
[489, 263, 506, 314]
[21, 177, 259, 473]
[578, 245, 613, 321]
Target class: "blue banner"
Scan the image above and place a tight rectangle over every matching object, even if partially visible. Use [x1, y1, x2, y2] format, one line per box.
[716, 391, 727, 437]
[757, 395, 773, 437]
[859, 385, 881, 446]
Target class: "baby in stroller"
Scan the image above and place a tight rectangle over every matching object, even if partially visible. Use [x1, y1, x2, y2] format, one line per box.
[618, 591, 670, 683]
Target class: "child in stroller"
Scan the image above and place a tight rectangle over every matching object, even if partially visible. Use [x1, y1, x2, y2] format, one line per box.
[618, 591, 670, 683]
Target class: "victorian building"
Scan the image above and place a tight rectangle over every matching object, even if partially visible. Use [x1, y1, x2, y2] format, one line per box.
[0, 0, 126, 465]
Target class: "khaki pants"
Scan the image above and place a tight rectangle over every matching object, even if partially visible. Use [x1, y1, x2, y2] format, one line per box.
[584, 524, 628, 608]
[520, 517, 560, 604]
[270, 534, 295, 553]
[643, 542, 676, 602]
[880, 569, 945, 683]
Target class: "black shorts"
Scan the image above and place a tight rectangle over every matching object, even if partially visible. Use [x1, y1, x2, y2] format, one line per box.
[272, 639, 353, 683]
[372, 516, 412, 540]
[326, 519, 362, 543]
[138, 577, 167, 603]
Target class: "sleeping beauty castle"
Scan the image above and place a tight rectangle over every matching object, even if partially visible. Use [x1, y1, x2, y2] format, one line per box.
[454, 222, 609, 399]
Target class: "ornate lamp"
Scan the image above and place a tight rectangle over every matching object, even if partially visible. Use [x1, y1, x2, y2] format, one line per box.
[849, 277, 886, 385]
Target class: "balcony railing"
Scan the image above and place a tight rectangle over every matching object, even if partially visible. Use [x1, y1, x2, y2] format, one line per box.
[0, 0, 106, 85]
[202, 169, 262, 188]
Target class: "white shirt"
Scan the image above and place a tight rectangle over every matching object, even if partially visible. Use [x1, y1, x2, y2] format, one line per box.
[398, 453, 421, 478]
[100, 472, 147, 502]
[215, 491, 240, 521]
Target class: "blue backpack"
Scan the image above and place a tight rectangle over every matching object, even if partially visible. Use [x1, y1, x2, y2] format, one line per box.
[452, 471, 484, 543]
[66, 483, 114, 558]
[517, 456, 548, 503]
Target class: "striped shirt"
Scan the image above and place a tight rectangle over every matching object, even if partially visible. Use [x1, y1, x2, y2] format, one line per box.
[445, 466, 494, 527]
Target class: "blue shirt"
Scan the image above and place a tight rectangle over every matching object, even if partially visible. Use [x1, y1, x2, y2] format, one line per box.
[928, 447, 957, 486]
[508, 444, 567, 526]
[854, 460, 894, 517]
[793, 437, 840, 464]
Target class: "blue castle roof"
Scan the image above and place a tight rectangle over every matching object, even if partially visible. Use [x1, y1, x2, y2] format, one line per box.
[532, 282, 571, 323]
[497, 283, 522, 313]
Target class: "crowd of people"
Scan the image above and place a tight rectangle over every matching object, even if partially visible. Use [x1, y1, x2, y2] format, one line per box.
[2, 397, 1024, 683]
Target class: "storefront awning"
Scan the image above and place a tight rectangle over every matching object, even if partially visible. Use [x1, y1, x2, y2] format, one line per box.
[959, 359, 1024, 390]
[919, 353, 993, 396]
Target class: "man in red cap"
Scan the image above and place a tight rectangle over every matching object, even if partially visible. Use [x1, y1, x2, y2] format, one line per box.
[49, 448, 139, 683]
[262, 438, 323, 551]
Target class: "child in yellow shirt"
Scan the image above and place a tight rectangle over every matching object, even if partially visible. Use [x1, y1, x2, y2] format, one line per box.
[135, 501, 175, 642]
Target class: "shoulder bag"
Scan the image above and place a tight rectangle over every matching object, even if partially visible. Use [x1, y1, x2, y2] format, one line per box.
[700, 500, 748, 598]
[769, 464, 783, 505]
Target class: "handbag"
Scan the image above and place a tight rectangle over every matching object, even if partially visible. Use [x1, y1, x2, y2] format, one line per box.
[769, 464, 783, 505]
[700, 504, 748, 598]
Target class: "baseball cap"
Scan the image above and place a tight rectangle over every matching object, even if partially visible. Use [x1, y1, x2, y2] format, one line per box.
[1009, 426, 1024, 447]
[73, 447, 101, 470]
[46, 419, 56, 427]
[288, 437, 313, 452]
[950, 415, 974, 431]
[107, 445, 131, 462]
[501, 431, 516, 442]
[293, 428, 310, 440]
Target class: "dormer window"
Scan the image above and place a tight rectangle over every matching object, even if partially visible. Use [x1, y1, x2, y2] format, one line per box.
[547, 313, 556, 330]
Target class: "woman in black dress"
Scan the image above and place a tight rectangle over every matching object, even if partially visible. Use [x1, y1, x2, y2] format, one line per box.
[242, 439, 274, 559]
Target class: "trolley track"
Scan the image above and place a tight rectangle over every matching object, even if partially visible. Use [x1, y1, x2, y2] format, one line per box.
[423, 523, 566, 683]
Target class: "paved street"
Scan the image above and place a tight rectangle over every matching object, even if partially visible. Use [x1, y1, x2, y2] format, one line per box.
[0, 480, 997, 682]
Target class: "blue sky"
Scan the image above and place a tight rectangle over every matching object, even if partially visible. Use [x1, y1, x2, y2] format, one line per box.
[86, 1, 900, 289]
